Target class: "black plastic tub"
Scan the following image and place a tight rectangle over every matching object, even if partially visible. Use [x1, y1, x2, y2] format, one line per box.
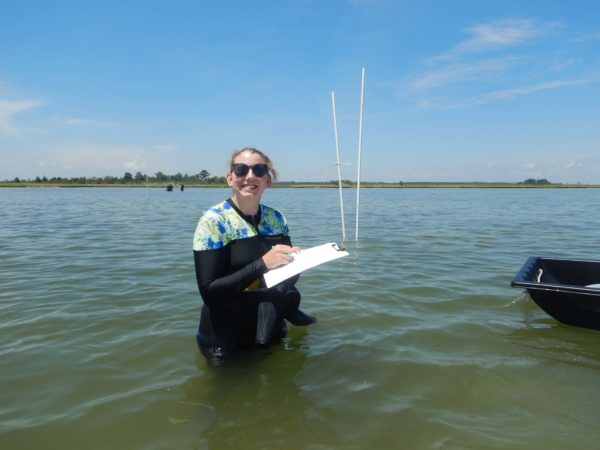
[511, 256, 600, 330]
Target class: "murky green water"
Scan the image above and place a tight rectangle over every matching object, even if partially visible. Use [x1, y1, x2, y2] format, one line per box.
[1, 187, 599, 449]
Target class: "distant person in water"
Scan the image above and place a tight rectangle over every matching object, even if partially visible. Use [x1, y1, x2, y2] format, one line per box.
[192, 147, 316, 357]
[180, 183, 185, 191]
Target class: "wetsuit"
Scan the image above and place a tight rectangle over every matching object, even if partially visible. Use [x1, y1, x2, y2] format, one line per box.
[193, 199, 301, 355]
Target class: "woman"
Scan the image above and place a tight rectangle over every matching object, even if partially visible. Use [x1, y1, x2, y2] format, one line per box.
[193, 147, 316, 356]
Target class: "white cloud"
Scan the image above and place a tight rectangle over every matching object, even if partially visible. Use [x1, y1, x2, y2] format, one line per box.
[418, 78, 591, 110]
[0, 98, 43, 134]
[125, 154, 147, 171]
[29, 143, 184, 177]
[408, 56, 521, 91]
[47, 115, 146, 130]
[401, 19, 578, 99]
[41, 144, 149, 175]
[549, 58, 580, 72]
[398, 13, 600, 112]
[501, 156, 600, 183]
[468, 78, 587, 103]
[433, 18, 561, 61]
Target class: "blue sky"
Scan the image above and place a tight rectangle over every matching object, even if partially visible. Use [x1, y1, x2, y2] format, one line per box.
[1, 0, 599, 183]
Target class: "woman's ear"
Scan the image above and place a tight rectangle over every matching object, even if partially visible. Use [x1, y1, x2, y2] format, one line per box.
[226, 171, 234, 187]
[266, 176, 273, 187]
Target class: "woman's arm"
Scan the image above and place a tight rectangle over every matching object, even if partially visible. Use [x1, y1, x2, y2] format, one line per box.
[193, 238, 299, 308]
[193, 247, 267, 308]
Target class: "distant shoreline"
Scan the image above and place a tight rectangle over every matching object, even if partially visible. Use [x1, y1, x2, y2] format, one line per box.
[2, 182, 599, 189]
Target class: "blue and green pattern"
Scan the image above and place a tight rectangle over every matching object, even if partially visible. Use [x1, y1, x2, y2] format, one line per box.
[193, 200, 289, 251]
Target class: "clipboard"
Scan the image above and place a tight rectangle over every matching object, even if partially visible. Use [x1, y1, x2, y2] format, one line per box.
[263, 242, 349, 288]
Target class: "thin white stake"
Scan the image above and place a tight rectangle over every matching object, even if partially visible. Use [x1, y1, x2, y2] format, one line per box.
[355, 67, 366, 241]
[331, 91, 346, 241]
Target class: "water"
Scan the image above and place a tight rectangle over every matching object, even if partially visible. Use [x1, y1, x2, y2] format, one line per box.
[1, 187, 599, 449]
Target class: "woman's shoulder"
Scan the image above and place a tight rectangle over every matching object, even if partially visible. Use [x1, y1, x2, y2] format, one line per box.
[198, 200, 241, 224]
[202, 200, 232, 217]
[260, 203, 287, 221]
[194, 200, 242, 250]
[260, 203, 284, 216]
[259, 203, 288, 235]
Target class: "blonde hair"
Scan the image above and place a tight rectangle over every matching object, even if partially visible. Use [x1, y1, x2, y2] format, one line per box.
[228, 147, 278, 181]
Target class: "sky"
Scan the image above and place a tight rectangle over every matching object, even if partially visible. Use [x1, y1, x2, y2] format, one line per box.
[1, 0, 600, 183]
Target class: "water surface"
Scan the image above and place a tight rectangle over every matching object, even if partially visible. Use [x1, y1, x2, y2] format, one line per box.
[1, 187, 599, 449]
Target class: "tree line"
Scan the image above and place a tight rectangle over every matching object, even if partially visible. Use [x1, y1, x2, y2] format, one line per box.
[519, 178, 551, 185]
[6, 170, 226, 185]
[4, 174, 556, 186]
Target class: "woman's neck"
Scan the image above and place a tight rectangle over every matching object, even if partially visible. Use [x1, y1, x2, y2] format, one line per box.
[230, 195, 259, 216]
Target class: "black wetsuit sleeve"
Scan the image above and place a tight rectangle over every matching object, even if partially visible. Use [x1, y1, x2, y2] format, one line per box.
[193, 248, 268, 308]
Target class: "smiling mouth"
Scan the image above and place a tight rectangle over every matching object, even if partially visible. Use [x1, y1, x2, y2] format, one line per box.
[243, 183, 258, 191]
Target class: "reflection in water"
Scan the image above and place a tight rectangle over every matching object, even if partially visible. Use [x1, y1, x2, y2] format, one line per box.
[181, 341, 340, 449]
[510, 292, 600, 367]
[511, 323, 600, 369]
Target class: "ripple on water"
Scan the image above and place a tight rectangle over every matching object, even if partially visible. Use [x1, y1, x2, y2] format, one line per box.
[2, 188, 600, 449]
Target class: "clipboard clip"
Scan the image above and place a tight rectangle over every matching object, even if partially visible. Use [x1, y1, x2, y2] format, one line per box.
[331, 242, 346, 252]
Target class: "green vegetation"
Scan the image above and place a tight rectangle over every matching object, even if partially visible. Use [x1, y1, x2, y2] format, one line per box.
[1, 171, 226, 187]
[1, 174, 598, 188]
[520, 178, 551, 185]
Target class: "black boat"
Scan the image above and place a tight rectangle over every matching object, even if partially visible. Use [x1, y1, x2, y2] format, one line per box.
[511, 256, 600, 330]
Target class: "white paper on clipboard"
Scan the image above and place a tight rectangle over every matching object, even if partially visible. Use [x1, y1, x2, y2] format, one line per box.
[263, 242, 349, 288]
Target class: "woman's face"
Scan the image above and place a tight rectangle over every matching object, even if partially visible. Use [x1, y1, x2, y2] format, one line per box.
[226, 150, 272, 201]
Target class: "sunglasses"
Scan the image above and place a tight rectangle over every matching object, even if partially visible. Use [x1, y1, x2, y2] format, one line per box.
[231, 163, 269, 178]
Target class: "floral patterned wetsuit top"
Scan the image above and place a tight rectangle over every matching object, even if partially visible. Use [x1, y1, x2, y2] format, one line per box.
[193, 200, 289, 251]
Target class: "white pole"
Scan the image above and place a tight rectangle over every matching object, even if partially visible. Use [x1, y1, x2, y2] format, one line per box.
[331, 91, 346, 241]
[355, 67, 366, 241]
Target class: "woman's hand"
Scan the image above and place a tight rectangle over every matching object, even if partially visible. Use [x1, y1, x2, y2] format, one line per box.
[262, 244, 301, 270]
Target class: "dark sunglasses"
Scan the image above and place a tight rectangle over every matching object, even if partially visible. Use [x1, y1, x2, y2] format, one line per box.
[231, 163, 269, 177]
